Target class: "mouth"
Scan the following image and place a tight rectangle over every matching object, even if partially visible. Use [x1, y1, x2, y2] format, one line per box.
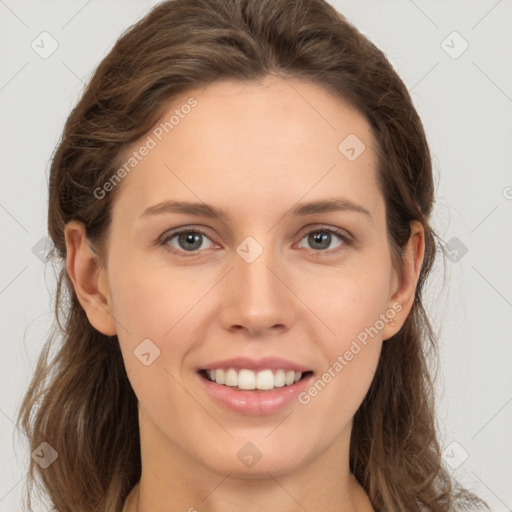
[199, 368, 314, 391]
[196, 356, 315, 414]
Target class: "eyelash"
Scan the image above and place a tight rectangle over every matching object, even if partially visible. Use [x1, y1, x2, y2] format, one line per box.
[159, 225, 353, 258]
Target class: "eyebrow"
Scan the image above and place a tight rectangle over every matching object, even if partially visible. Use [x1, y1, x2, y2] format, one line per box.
[141, 197, 372, 220]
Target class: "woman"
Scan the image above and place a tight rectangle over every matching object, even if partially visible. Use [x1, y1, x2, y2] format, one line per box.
[17, 0, 489, 510]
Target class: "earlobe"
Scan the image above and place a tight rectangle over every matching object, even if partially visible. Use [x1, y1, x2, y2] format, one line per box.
[382, 221, 425, 340]
[64, 221, 117, 336]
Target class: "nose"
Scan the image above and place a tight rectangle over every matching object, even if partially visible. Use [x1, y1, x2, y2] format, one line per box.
[219, 245, 296, 338]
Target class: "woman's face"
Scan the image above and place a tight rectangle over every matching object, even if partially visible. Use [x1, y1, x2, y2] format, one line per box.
[76, 76, 421, 479]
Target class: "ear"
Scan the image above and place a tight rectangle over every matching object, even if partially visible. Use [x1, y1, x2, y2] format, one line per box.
[64, 221, 117, 336]
[382, 220, 425, 340]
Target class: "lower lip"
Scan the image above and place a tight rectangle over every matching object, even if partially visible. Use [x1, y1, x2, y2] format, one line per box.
[197, 372, 314, 415]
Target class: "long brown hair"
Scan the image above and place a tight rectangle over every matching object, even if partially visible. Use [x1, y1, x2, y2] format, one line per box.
[17, 0, 488, 510]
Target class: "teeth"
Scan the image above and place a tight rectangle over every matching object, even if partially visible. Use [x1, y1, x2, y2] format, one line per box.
[256, 369, 274, 390]
[225, 368, 238, 387]
[239, 369, 256, 390]
[274, 369, 286, 388]
[215, 368, 225, 384]
[205, 368, 304, 390]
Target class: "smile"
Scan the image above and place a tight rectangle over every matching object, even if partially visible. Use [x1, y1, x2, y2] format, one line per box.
[202, 368, 310, 391]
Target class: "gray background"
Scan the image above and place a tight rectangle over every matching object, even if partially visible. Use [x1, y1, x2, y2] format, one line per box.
[1, 0, 511, 510]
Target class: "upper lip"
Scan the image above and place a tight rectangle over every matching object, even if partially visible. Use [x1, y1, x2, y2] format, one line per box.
[199, 356, 312, 373]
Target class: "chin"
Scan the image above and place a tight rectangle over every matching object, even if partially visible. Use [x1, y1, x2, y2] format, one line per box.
[193, 437, 314, 479]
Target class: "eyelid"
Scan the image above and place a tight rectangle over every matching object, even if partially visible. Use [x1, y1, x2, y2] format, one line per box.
[295, 224, 353, 243]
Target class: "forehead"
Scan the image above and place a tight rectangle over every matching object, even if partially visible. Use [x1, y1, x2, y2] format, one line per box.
[110, 76, 382, 224]
[162, 76, 375, 159]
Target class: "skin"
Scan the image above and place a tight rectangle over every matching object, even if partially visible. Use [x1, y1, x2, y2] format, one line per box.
[65, 75, 425, 512]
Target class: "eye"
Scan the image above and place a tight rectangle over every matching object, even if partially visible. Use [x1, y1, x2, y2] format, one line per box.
[159, 225, 351, 257]
[161, 229, 215, 254]
[296, 227, 350, 252]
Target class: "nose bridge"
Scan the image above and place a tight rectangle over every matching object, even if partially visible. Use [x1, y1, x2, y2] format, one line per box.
[221, 236, 293, 333]
[236, 242, 283, 308]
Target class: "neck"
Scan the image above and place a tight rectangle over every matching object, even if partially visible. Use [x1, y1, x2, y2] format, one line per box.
[123, 413, 374, 512]
[125, 473, 372, 512]
[123, 432, 373, 512]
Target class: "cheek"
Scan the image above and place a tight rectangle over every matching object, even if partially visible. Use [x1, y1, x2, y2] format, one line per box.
[106, 255, 209, 395]
[293, 254, 391, 416]
[108, 264, 203, 418]
[293, 253, 393, 344]
[109, 255, 204, 338]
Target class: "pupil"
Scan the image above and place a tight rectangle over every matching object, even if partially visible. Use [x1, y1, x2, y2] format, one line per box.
[310, 231, 330, 250]
[180, 232, 202, 250]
